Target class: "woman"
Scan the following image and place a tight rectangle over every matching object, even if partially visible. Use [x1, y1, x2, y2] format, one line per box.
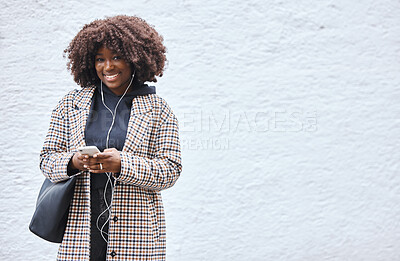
[40, 15, 181, 261]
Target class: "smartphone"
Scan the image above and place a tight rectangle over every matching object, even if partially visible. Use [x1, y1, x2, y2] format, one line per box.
[77, 146, 100, 157]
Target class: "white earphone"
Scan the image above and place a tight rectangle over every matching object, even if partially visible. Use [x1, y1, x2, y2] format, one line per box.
[96, 71, 135, 243]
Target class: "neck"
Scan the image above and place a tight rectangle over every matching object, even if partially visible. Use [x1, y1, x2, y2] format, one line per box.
[102, 76, 135, 96]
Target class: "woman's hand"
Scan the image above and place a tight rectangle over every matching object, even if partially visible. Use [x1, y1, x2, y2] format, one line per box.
[84, 148, 122, 174]
[70, 152, 89, 171]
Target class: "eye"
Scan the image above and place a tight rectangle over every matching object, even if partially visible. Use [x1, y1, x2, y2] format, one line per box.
[113, 56, 121, 60]
[95, 58, 104, 62]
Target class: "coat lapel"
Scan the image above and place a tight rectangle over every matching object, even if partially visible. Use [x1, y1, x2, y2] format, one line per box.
[123, 95, 153, 153]
[69, 87, 153, 153]
[70, 86, 96, 149]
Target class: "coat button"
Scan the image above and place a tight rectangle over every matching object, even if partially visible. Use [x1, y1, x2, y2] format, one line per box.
[113, 216, 118, 222]
[116, 181, 120, 185]
[110, 251, 116, 257]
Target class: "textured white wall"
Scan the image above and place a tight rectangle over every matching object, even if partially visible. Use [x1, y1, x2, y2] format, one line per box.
[1, 0, 399, 260]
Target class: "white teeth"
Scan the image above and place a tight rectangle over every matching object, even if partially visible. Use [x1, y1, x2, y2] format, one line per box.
[105, 73, 119, 79]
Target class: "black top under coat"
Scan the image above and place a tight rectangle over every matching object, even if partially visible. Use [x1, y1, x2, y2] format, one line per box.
[85, 82, 156, 189]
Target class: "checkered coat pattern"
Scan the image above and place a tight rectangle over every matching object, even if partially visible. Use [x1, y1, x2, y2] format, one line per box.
[40, 86, 182, 260]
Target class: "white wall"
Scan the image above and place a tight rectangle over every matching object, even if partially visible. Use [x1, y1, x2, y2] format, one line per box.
[1, 0, 399, 260]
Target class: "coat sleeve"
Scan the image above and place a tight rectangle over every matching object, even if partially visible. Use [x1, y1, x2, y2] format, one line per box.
[39, 94, 81, 183]
[118, 112, 182, 191]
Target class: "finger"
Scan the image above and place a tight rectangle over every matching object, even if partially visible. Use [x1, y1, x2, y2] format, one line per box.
[76, 153, 87, 160]
[92, 152, 101, 158]
[73, 153, 87, 170]
[95, 152, 114, 159]
[87, 161, 102, 168]
[79, 155, 90, 163]
[88, 163, 104, 173]
[87, 157, 101, 165]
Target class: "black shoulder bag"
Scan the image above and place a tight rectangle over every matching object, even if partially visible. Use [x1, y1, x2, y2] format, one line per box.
[29, 176, 77, 243]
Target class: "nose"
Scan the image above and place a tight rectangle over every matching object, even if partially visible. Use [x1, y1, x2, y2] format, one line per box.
[104, 59, 114, 71]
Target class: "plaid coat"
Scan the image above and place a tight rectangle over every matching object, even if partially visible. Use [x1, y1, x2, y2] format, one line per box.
[40, 86, 181, 260]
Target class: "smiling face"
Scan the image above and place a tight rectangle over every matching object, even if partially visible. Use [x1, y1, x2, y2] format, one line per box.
[95, 46, 133, 95]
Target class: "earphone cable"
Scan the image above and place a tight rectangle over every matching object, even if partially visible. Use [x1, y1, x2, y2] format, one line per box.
[96, 72, 135, 243]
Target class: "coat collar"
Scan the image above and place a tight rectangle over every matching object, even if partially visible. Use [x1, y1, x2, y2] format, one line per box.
[70, 86, 154, 150]
[72, 86, 96, 111]
[73, 86, 153, 115]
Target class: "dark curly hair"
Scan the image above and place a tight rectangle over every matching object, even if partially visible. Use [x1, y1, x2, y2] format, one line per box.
[64, 15, 167, 87]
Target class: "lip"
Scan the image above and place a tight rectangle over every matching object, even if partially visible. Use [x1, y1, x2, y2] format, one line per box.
[103, 73, 120, 82]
